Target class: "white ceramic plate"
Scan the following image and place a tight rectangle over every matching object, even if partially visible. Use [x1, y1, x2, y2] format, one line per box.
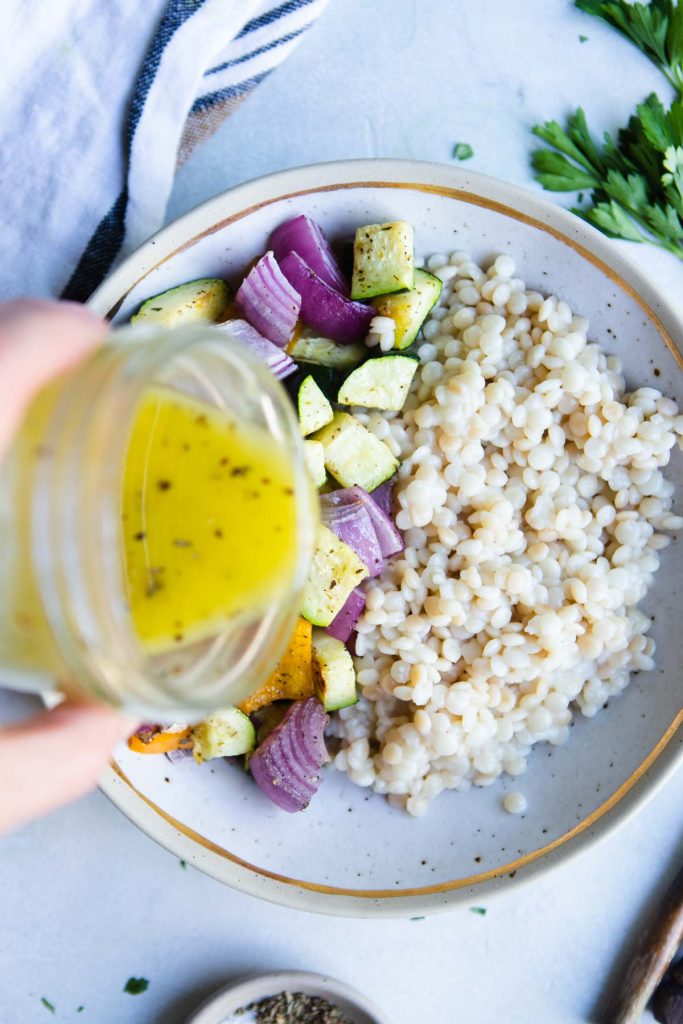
[90, 160, 683, 918]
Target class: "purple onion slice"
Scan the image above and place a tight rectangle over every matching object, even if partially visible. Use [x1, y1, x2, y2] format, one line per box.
[235, 251, 301, 347]
[249, 698, 329, 812]
[279, 251, 373, 345]
[270, 215, 349, 295]
[325, 588, 366, 644]
[322, 486, 403, 559]
[215, 319, 297, 379]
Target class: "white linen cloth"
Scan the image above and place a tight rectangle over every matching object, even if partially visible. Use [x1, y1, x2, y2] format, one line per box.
[0, 0, 329, 302]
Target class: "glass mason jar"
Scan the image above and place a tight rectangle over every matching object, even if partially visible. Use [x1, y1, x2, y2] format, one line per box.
[0, 324, 316, 719]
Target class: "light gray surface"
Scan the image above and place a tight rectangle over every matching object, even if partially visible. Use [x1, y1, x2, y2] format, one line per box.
[2, 0, 683, 1021]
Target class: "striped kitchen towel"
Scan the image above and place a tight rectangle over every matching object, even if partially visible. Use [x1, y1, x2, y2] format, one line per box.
[0, 0, 329, 304]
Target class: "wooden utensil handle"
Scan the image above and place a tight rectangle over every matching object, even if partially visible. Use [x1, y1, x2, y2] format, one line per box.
[605, 864, 683, 1024]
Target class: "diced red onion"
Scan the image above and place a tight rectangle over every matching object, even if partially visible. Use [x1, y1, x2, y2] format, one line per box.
[298, 696, 330, 766]
[269, 698, 324, 778]
[326, 588, 366, 643]
[215, 319, 296, 379]
[285, 715, 321, 776]
[268, 732, 316, 803]
[279, 719, 319, 792]
[249, 698, 329, 813]
[235, 251, 301, 347]
[253, 747, 305, 813]
[279, 251, 373, 345]
[322, 486, 403, 560]
[270, 215, 349, 295]
[361, 490, 403, 558]
[320, 496, 383, 577]
[370, 478, 396, 518]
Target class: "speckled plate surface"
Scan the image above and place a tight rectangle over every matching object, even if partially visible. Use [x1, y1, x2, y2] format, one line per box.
[90, 160, 683, 917]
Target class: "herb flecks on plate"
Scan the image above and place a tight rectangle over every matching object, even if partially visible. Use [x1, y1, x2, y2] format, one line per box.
[532, 0, 683, 261]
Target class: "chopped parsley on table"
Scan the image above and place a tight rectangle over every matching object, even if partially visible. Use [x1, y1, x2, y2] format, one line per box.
[124, 977, 149, 995]
[470, 906, 487, 915]
[40, 997, 56, 1014]
[452, 142, 474, 161]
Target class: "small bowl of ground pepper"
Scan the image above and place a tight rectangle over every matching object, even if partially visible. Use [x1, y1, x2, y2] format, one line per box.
[184, 971, 391, 1024]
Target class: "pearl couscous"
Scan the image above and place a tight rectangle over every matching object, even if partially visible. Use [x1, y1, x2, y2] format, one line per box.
[331, 250, 683, 817]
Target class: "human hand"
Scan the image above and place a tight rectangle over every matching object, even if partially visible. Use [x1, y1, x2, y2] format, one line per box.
[0, 300, 133, 834]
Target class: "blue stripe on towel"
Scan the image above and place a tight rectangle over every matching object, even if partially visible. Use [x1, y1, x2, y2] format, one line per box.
[235, 0, 316, 39]
[206, 25, 308, 76]
[62, 0, 207, 302]
[60, 190, 129, 305]
[190, 70, 270, 114]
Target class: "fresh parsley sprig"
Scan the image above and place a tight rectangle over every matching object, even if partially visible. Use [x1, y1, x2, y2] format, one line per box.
[531, 0, 683, 261]
[576, 0, 683, 95]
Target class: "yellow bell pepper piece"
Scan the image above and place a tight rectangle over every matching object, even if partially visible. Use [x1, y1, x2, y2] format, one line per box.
[239, 617, 314, 714]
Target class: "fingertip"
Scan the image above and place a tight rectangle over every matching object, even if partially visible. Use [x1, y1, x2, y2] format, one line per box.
[48, 701, 136, 746]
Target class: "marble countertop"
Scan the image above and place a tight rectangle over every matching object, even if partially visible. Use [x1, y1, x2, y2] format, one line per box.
[2, 1, 682, 1021]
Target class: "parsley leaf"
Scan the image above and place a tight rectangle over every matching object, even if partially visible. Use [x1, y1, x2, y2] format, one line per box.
[579, 199, 648, 240]
[663, 142, 683, 191]
[41, 997, 56, 1014]
[531, 148, 599, 190]
[452, 142, 474, 161]
[576, 0, 683, 94]
[532, 88, 683, 258]
[470, 906, 487, 915]
[637, 92, 673, 153]
[124, 977, 149, 996]
[532, 108, 607, 175]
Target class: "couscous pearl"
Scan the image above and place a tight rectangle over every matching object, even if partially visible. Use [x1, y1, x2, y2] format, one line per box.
[503, 792, 528, 814]
[527, 445, 555, 471]
[494, 254, 515, 277]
